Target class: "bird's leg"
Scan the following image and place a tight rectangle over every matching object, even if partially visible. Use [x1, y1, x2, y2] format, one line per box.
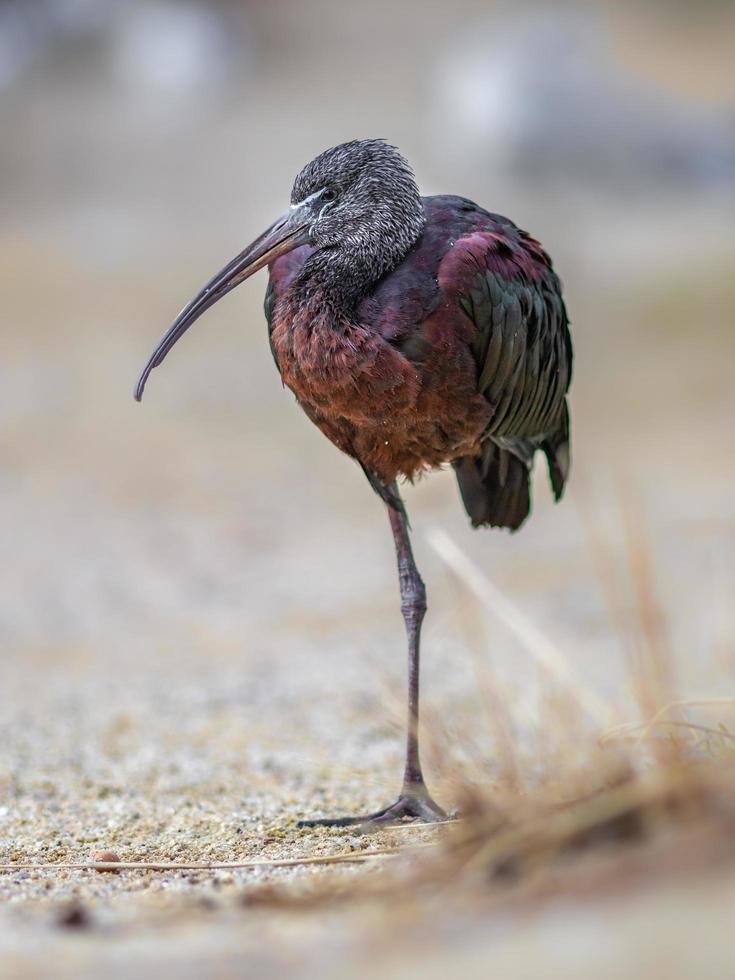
[385, 493, 447, 818]
[298, 482, 447, 828]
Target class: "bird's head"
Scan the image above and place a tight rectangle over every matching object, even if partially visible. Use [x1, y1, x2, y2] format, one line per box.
[135, 139, 424, 401]
[290, 139, 425, 277]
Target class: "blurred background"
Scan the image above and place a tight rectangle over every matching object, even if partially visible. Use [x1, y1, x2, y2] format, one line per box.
[1, 0, 735, 954]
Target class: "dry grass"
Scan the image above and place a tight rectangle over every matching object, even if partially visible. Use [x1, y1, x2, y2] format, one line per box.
[408, 500, 735, 903]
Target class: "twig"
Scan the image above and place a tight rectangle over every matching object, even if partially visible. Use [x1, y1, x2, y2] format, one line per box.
[601, 700, 735, 743]
[0, 844, 434, 875]
[617, 720, 735, 743]
[427, 528, 615, 728]
[617, 481, 675, 735]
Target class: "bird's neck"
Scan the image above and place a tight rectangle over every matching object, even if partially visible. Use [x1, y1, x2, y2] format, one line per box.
[296, 227, 424, 314]
[293, 251, 387, 314]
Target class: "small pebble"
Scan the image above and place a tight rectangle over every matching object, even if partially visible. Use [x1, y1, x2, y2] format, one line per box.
[91, 850, 121, 871]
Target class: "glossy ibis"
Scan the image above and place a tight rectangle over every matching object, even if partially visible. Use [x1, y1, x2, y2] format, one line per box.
[135, 139, 572, 826]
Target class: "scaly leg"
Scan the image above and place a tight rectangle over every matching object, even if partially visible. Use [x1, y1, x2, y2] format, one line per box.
[298, 482, 447, 827]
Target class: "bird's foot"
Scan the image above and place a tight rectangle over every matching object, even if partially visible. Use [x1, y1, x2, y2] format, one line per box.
[297, 790, 448, 828]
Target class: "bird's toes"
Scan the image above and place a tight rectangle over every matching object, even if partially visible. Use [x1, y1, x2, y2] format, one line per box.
[296, 793, 450, 829]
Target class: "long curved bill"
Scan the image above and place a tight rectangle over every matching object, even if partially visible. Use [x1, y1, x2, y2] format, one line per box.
[134, 209, 311, 401]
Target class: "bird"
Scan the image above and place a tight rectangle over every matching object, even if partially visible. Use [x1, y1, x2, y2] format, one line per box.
[135, 139, 572, 826]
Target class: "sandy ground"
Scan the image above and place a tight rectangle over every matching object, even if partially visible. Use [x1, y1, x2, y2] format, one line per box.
[1, 1, 734, 973]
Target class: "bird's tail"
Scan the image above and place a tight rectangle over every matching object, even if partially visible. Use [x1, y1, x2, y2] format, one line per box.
[453, 446, 531, 531]
[453, 402, 570, 532]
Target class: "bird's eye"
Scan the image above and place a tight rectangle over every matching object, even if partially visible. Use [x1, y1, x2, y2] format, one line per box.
[322, 188, 337, 202]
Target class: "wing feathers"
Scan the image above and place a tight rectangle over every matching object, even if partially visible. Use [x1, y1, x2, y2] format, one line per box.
[446, 223, 573, 530]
